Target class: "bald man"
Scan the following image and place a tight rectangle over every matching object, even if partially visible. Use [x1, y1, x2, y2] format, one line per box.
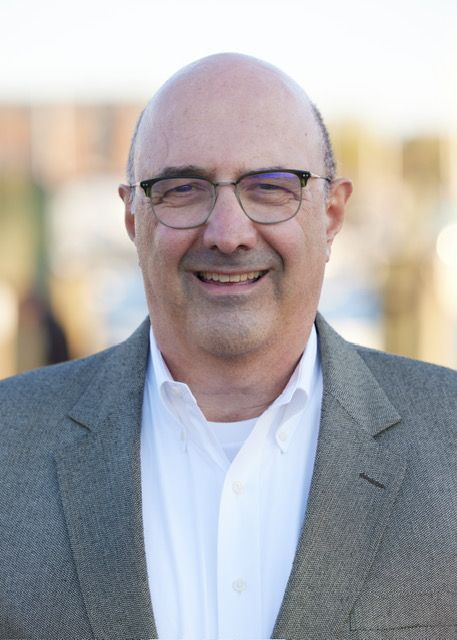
[1, 54, 457, 640]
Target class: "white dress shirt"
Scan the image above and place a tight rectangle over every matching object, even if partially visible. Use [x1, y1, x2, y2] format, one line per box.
[140, 327, 323, 640]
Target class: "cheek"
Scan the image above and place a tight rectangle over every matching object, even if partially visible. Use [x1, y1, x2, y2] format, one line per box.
[132, 211, 164, 281]
[298, 209, 330, 264]
[267, 213, 327, 268]
[135, 216, 196, 283]
[270, 216, 328, 298]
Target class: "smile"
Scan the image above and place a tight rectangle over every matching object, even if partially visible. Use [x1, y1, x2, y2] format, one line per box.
[197, 270, 267, 284]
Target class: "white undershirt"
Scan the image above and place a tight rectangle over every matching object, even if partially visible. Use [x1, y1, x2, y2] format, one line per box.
[208, 418, 257, 461]
[140, 326, 323, 639]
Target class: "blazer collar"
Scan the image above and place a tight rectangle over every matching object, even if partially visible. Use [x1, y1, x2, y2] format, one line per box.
[65, 312, 400, 437]
[67, 317, 151, 432]
[315, 313, 401, 436]
[273, 313, 406, 638]
[56, 317, 157, 639]
[56, 314, 406, 639]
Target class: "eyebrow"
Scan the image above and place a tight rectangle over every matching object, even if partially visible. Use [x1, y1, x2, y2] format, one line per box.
[152, 164, 291, 181]
[154, 165, 215, 180]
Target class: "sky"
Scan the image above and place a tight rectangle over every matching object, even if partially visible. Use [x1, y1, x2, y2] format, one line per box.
[1, 0, 456, 135]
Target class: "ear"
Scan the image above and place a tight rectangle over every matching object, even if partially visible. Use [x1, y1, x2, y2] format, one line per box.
[118, 184, 136, 241]
[324, 178, 353, 261]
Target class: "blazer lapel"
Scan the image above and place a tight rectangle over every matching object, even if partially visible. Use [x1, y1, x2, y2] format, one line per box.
[273, 315, 407, 639]
[55, 319, 158, 639]
[53, 314, 407, 639]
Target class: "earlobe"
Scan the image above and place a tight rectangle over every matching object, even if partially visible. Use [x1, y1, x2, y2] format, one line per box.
[118, 184, 136, 241]
[325, 178, 353, 260]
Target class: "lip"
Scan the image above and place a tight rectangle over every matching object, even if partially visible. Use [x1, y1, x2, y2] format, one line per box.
[197, 270, 267, 284]
[192, 269, 269, 291]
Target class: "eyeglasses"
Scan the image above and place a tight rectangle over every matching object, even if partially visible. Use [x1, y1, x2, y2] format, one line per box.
[130, 169, 331, 229]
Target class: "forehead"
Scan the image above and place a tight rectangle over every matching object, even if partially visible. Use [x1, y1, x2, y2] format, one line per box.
[135, 62, 321, 177]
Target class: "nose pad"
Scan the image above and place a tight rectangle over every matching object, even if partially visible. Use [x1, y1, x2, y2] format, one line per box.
[209, 183, 243, 216]
[202, 185, 257, 253]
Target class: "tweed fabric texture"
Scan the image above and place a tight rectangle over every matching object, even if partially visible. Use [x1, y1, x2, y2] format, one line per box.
[1, 315, 457, 639]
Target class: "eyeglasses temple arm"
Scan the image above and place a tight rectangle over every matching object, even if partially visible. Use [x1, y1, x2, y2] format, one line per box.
[308, 173, 332, 183]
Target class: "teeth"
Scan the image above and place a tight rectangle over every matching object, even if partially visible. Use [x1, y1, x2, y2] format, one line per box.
[200, 271, 263, 283]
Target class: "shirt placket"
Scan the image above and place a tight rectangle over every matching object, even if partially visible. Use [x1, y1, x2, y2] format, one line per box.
[216, 413, 270, 639]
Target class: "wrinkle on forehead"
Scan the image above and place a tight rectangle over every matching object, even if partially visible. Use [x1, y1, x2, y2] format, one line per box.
[134, 53, 321, 176]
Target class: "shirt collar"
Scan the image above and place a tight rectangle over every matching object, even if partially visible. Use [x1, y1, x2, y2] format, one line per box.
[266, 326, 320, 453]
[146, 324, 321, 454]
[147, 328, 198, 412]
[269, 324, 318, 408]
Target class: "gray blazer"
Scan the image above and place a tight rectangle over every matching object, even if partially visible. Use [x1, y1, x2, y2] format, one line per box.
[1, 314, 457, 640]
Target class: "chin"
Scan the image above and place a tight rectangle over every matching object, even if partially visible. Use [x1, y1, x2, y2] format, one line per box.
[195, 319, 271, 360]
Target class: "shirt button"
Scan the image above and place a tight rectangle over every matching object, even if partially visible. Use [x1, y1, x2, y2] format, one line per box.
[232, 578, 247, 593]
[232, 480, 245, 495]
[278, 430, 288, 442]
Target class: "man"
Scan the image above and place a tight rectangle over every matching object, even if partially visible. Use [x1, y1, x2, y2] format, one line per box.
[1, 53, 456, 640]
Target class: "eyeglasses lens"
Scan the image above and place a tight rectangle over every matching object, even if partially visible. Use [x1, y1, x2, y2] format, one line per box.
[238, 172, 302, 223]
[149, 178, 213, 228]
[148, 172, 302, 228]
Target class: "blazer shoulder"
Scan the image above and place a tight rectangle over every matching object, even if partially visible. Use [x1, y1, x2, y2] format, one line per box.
[354, 344, 457, 431]
[355, 343, 457, 387]
[0, 318, 150, 442]
[0, 317, 150, 413]
[0, 347, 114, 428]
[316, 313, 457, 415]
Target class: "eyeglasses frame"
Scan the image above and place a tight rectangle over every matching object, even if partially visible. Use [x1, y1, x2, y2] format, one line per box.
[129, 169, 332, 229]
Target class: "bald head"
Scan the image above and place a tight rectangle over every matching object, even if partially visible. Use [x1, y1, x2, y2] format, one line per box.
[119, 52, 352, 377]
[126, 53, 335, 185]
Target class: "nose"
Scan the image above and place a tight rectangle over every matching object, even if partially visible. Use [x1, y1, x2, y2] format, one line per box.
[202, 184, 258, 254]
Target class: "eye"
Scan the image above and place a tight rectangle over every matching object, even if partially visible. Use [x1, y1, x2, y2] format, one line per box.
[243, 181, 290, 197]
[241, 172, 300, 194]
[155, 179, 203, 197]
[167, 183, 196, 195]
[161, 182, 202, 199]
[150, 178, 212, 207]
[240, 174, 299, 204]
[255, 182, 285, 191]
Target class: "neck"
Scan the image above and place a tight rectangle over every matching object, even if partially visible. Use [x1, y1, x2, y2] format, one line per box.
[154, 328, 312, 422]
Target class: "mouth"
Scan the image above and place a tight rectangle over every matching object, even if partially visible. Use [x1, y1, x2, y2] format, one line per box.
[196, 270, 268, 284]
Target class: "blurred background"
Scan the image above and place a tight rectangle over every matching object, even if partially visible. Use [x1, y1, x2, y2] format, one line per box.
[1, 0, 457, 378]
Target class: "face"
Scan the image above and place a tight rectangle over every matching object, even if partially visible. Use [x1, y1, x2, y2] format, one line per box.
[120, 61, 352, 363]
